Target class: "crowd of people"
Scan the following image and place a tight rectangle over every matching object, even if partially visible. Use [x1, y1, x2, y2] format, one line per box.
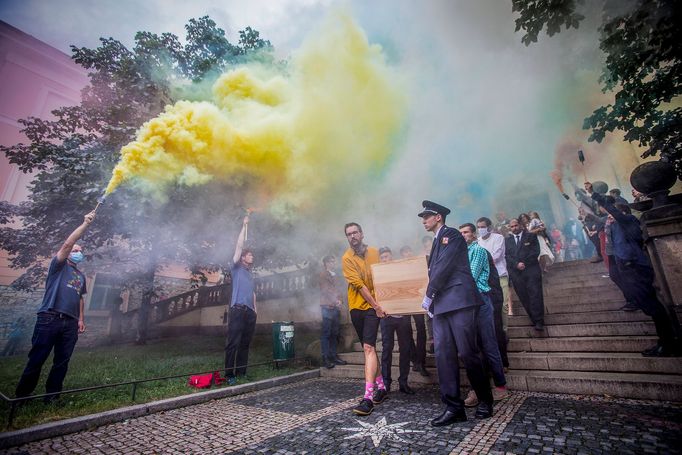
[11, 181, 679, 418]
[319, 187, 680, 424]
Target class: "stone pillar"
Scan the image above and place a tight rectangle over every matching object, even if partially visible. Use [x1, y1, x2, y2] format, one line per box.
[630, 161, 682, 337]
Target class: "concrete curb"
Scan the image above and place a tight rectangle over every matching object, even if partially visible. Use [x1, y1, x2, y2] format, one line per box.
[0, 369, 320, 449]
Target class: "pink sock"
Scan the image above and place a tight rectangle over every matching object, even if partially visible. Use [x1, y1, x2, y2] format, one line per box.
[375, 375, 386, 391]
[364, 382, 375, 400]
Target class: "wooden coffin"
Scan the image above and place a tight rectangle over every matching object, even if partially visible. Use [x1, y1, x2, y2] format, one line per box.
[371, 255, 428, 315]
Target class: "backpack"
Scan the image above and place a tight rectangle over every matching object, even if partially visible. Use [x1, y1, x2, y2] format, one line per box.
[188, 371, 226, 389]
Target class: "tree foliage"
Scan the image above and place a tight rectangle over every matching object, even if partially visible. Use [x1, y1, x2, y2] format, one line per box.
[0, 16, 280, 291]
[512, 0, 682, 179]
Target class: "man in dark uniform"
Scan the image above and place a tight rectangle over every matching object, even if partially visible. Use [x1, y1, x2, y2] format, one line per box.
[505, 218, 545, 331]
[591, 192, 681, 356]
[418, 200, 493, 426]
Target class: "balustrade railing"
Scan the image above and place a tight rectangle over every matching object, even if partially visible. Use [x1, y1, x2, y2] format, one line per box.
[130, 267, 314, 325]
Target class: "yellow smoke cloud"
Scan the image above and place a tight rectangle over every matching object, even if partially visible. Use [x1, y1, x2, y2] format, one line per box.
[105, 12, 406, 218]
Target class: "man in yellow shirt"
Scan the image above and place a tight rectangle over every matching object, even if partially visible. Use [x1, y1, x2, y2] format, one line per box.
[342, 222, 386, 416]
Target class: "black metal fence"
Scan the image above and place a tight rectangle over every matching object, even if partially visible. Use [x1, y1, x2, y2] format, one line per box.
[0, 357, 306, 429]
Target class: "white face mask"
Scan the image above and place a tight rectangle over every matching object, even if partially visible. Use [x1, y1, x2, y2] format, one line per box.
[477, 227, 489, 238]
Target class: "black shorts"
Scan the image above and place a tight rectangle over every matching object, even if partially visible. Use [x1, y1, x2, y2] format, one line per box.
[350, 308, 380, 347]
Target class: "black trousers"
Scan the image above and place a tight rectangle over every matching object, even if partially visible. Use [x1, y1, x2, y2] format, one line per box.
[409, 314, 426, 367]
[509, 264, 544, 326]
[492, 297, 509, 368]
[433, 306, 492, 411]
[224, 305, 257, 378]
[616, 261, 676, 347]
[15, 312, 79, 399]
[380, 316, 412, 390]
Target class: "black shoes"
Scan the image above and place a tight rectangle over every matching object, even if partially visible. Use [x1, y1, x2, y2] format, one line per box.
[323, 358, 335, 369]
[641, 344, 681, 357]
[413, 364, 430, 377]
[620, 303, 639, 312]
[333, 357, 348, 366]
[474, 401, 494, 419]
[399, 383, 415, 395]
[534, 323, 545, 331]
[353, 398, 374, 416]
[372, 388, 388, 404]
[430, 409, 467, 426]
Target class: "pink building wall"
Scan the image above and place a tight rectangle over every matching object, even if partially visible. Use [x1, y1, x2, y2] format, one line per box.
[0, 20, 88, 285]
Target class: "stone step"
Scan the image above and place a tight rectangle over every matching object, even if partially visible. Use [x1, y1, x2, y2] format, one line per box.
[508, 352, 682, 375]
[508, 310, 650, 327]
[339, 351, 436, 368]
[320, 364, 438, 385]
[542, 273, 614, 285]
[542, 279, 618, 293]
[507, 321, 656, 339]
[321, 365, 682, 401]
[509, 370, 682, 402]
[542, 287, 624, 300]
[508, 336, 658, 353]
[534, 295, 625, 309]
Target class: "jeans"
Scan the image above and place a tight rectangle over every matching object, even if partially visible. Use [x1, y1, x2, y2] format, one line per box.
[15, 312, 79, 398]
[224, 305, 257, 378]
[477, 293, 506, 387]
[320, 307, 340, 361]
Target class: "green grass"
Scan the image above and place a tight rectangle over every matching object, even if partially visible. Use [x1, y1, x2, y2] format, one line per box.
[0, 332, 317, 430]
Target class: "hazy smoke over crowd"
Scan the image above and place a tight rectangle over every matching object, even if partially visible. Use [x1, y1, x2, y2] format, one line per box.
[102, 1, 645, 266]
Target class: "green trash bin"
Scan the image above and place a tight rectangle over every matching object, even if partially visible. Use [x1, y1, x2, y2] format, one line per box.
[272, 321, 295, 361]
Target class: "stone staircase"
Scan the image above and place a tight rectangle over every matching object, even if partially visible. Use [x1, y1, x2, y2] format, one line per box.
[321, 260, 682, 401]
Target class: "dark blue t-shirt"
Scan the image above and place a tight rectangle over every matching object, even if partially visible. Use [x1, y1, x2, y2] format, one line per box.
[230, 261, 254, 310]
[37, 257, 87, 319]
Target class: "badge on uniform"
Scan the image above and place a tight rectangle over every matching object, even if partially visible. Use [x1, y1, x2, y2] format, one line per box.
[442, 237, 449, 245]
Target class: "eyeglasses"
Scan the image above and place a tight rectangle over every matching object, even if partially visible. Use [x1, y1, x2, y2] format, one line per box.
[345, 230, 361, 237]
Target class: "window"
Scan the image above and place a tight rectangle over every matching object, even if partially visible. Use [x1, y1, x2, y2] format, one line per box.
[88, 273, 122, 311]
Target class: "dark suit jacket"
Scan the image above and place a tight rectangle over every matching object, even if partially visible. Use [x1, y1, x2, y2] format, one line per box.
[426, 225, 481, 315]
[505, 231, 540, 271]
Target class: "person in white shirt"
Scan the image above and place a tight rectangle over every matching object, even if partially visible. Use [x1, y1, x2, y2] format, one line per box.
[476, 217, 510, 332]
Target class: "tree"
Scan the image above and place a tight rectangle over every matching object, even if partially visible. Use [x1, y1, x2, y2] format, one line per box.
[0, 16, 282, 292]
[513, 0, 682, 179]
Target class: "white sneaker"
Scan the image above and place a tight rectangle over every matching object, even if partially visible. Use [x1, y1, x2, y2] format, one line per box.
[464, 389, 479, 407]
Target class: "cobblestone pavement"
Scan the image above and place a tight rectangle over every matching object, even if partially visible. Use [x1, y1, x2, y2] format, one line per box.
[4, 378, 681, 454]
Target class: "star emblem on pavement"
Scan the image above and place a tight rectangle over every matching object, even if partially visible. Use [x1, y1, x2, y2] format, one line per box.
[341, 417, 425, 447]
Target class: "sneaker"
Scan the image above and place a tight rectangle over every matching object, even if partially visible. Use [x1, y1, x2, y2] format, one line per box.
[464, 389, 479, 407]
[333, 357, 348, 366]
[353, 398, 374, 416]
[492, 386, 509, 401]
[227, 376, 237, 386]
[372, 388, 388, 404]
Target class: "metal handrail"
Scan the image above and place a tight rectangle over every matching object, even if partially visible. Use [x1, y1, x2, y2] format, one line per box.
[1, 357, 307, 428]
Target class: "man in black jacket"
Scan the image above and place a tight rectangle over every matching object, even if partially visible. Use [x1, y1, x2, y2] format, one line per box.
[505, 218, 545, 331]
[419, 200, 493, 426]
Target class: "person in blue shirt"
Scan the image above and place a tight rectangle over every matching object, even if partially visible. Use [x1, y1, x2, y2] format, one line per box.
[591, 191, 680, 357]
[224, 215, 258, 384]
[15, 210, 95, 402]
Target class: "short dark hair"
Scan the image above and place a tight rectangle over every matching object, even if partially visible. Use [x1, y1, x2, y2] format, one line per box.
[240, 248, 253, 259]
[609, 188, 621, 196]
[344, 222, 362, 234]
[458, 223, 476, 233]
[615, 203, 631, 214]
[322, 255, 335, 265]
[476, 217, 492, 227]
[379, 246, 392, 255]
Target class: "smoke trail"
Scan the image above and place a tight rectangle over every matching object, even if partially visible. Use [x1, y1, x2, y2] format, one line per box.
[105, 11, 406, 221]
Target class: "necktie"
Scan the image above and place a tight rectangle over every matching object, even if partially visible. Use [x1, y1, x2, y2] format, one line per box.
[515, 235, 520, 246]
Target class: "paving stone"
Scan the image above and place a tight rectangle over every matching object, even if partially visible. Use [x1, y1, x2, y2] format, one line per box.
[3, 379, 681, 454]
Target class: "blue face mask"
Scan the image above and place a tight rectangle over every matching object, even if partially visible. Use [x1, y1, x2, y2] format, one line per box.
[68, 251, 84, 263]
